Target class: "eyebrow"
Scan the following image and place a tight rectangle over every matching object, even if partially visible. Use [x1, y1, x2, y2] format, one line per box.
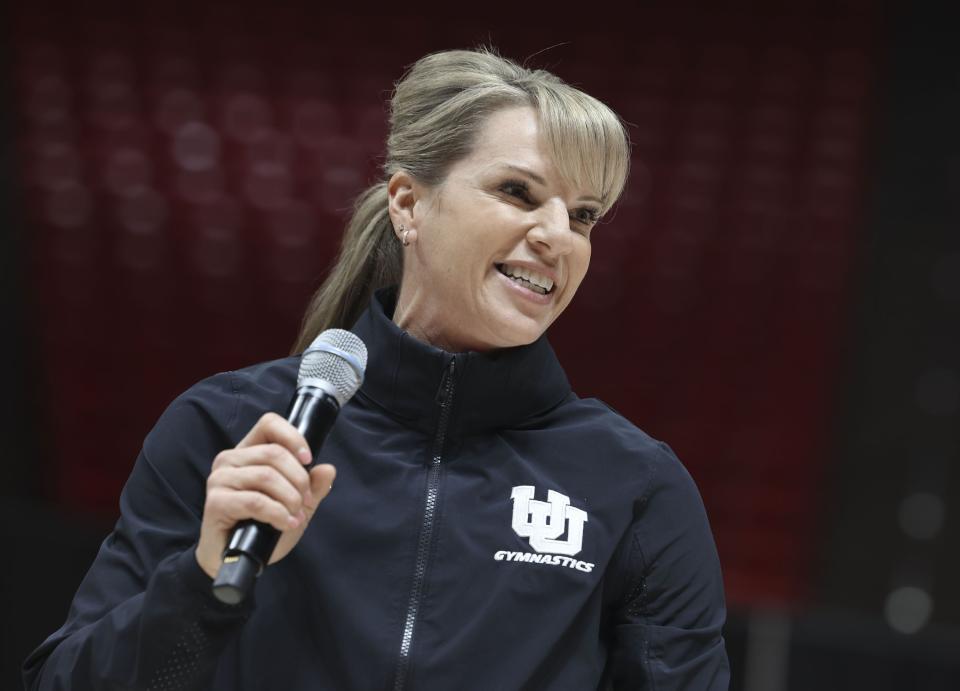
[501, 164, 604, 206]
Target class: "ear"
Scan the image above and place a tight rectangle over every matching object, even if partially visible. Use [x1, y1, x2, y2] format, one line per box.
[387, 170, 418, 232]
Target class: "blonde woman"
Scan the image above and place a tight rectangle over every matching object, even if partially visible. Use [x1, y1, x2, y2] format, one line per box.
[25, 49, 729, 690]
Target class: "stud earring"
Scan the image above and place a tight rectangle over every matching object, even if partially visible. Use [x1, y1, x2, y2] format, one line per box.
[401, 226, 411, 246]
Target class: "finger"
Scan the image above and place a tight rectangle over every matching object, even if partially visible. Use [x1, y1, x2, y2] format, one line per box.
[205, 487, 302, 533]
[305, 464, 337, 512]
[211, 465, 305, 517]
[211, 444, 312, 500]
[237, 412, 312, 465]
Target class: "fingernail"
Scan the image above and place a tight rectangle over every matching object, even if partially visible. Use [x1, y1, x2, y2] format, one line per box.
[297, 447, 311, 464]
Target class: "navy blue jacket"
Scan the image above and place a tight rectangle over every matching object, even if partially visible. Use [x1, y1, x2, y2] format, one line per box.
[24, 289, 729, 690]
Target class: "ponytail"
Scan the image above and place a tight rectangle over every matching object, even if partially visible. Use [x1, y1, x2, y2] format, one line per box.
[291, 182, 400, 353]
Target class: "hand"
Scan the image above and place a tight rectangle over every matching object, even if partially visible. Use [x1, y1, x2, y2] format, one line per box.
[194, 412, 336, 579]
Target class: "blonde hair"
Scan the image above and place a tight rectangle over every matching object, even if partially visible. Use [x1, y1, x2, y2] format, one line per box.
[291, 47, 630, 353]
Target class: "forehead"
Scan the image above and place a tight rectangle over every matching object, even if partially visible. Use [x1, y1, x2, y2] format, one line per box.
[472, 106, 542, 158]
[459, 107, 554, 179]
[443, 106, 606, 206]
[457, 106, 603, 204]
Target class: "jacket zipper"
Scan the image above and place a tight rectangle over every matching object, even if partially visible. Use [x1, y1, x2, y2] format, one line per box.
[392, 357, 456, 691]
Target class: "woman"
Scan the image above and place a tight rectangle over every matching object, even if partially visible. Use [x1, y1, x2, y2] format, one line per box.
[24, 48, 729, 690]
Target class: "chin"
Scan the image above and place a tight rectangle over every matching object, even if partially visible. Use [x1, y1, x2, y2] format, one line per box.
[485, 315, 547, 349]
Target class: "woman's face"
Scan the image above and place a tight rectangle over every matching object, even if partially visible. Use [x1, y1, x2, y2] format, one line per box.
[389, 106, 602, 352]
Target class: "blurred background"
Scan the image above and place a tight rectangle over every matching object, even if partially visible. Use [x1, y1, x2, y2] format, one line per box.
[2, 0, 958, 689]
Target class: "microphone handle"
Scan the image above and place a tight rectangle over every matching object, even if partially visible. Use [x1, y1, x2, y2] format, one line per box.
[211, 389, 341, 605]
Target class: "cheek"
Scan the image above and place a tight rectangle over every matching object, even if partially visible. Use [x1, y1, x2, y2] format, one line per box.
[569, 244, 592, 288]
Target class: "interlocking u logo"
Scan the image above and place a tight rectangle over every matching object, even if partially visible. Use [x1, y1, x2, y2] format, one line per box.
[510, 485, 588, 556]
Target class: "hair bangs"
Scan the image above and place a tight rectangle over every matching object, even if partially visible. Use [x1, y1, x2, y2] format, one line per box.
[534, 85, 630, 215]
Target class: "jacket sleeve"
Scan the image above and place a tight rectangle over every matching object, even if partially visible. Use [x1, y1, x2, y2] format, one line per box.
[23, 374, 255, 691]
[606, 442, 730, 690]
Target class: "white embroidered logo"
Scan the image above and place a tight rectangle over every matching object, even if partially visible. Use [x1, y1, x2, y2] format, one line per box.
[510, 485, 588, 556]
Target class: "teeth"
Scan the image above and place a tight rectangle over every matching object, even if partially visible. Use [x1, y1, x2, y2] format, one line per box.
[497, 263, 554, 293]
[513, 276, 547, 294]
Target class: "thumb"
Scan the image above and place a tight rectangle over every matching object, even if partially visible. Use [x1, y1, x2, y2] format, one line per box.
[304, 463, 336, 516]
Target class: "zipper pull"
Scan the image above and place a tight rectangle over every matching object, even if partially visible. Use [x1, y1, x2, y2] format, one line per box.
[434, 358, 456, 406]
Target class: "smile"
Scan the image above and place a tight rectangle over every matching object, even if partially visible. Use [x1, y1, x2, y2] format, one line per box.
[495, 263, 554, 295]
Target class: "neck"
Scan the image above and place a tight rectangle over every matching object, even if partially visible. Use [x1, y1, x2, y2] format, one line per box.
[393, 285, 490, 353]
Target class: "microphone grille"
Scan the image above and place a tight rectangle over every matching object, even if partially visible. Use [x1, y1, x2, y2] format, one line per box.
[297, 329, 368, 406]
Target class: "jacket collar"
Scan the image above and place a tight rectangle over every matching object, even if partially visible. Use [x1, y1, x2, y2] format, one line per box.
[351, 287, 572, 437]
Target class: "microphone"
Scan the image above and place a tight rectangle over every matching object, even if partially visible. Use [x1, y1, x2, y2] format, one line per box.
[211, 329, 367, 605]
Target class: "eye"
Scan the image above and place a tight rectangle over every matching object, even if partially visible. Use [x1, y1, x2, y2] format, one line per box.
[571, 207, 601, 228]
[499, 179, 535, 205]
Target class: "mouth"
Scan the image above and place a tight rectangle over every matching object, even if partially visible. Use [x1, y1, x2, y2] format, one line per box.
[495, 263, 555, 296]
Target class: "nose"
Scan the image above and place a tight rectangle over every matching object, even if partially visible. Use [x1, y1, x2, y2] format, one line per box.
[526, 199, 573, 258]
